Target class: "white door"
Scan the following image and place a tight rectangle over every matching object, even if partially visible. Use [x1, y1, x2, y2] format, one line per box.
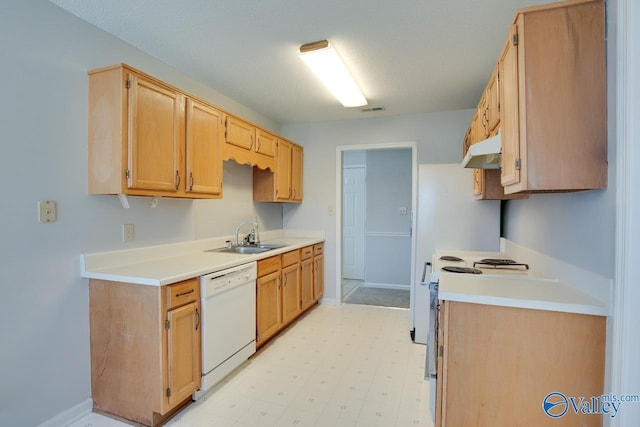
[342, 167, 365, 280]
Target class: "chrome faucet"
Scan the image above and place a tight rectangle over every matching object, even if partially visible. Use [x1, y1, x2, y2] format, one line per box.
[234, 221, 260, 247]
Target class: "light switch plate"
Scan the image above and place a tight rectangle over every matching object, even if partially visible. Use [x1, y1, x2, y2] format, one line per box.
[38, 200, 57, 223]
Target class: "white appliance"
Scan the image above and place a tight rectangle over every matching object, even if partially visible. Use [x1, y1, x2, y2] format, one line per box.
[411, 164, 500, 344]
[194, 262, 257, 400]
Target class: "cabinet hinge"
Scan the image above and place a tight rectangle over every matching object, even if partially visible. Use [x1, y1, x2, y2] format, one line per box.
[439, 346, 444, 357]
[125, 169, 130, 180]
[165, 319, 170, 330]
[125, 79, 131, 89]
[166, 388, 171, 398]
[512, 33, 519, 46]
[515, 158, 521, 170]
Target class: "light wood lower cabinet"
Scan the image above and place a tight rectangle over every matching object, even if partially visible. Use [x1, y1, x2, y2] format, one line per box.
[256, 244, 324, 348]
[89, 278, 201, 427]
[256, 256, 283, 347]
[281, 249, 301, 325]
[313, 244, 324, 301]
[435, 300, 605, 427]
[300, 246, 315, 311]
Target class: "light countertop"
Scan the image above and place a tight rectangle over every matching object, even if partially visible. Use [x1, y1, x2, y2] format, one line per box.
[438, 274, 608, 316]
[434, 249, 609, 317]
[81, 231, 324, 286]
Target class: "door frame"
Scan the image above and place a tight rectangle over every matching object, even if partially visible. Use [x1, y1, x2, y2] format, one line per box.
[335, 142, 418, 304]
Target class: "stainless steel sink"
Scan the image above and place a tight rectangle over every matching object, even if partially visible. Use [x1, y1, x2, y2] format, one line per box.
[205, 243, 287, 254]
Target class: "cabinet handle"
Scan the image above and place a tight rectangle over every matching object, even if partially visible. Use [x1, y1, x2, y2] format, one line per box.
[175, 171, 181, 190]
[176, 289, 194, 298]
[195, 308, 200, 331]
[249, 135, 254, 150]
[189, 172, 194, 191]
[256, 137, 261, 152]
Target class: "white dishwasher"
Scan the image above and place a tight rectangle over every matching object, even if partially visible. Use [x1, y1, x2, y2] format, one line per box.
[194, 262, 257, 400]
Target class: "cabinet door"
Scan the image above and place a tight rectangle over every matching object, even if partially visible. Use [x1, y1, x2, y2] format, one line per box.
[313, 253, 324, 301]
[275, 139, 293, 201]
[472, 168, 484, 197]
[291, 144, 303, 202]
[281, 263, 300, 324]
[225, 116, 255, 150]
[166, 301, 201, 409]
[300, 257, 314, 310]
[185, 99, 223, 195]
[255, 129, 277, 158]
[499, 23, 521, 187]
[127, 73, 184, 192]
[256, 271, 282, 346]
[486, 69, 500, 132]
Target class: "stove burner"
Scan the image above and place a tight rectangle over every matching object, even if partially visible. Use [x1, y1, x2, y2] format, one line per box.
[442, 266, 483, 274]
[473, 258, 529, 270]
[439, 255, 464, 262]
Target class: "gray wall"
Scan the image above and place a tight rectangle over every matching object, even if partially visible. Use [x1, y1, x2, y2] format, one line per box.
[365, 149, 412, 287]
[0, 2, 281, 426]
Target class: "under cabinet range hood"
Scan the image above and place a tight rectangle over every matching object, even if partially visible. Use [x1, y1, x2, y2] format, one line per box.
[462, 132, 502, 169]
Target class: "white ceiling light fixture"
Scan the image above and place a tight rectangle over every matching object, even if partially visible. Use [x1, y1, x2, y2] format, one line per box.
[299, 40, 368, 108]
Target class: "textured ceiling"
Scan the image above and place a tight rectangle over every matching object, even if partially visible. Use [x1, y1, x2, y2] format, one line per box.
[50, 0, 551, 125]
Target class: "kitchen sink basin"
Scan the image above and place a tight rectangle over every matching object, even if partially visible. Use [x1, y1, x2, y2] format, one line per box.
[205, 243, 287, 254]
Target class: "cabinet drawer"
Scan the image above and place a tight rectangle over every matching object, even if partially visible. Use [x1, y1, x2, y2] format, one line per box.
[166, 278, 199, 310]
[300, 245, 313, 260]
[313, 243, 324, 256]
[258, 255, 281, 277]
[282, 249, 300, 267]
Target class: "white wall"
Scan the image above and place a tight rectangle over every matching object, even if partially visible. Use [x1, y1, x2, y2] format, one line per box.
[0, 2, 281, 426]
[281, 110, 472, 302]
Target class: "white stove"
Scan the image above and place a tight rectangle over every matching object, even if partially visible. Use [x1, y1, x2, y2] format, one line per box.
[429, 250, 533, 284]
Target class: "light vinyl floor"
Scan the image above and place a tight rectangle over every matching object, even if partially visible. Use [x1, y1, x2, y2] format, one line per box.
[70, 304, 432, 427]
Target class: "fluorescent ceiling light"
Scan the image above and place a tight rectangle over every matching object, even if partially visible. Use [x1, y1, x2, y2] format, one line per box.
[299, 40, 367, 108]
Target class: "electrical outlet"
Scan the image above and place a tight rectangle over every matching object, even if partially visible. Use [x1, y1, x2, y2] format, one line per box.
[122, 224, 135, 243]
[38, 200, 57, 223]
[398, 207, 408, 215]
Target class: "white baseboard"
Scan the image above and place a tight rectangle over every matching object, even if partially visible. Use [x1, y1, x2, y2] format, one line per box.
[319, 297, 338, 306]
[37, 398, 92, 427]
[362, 282, 410, 290]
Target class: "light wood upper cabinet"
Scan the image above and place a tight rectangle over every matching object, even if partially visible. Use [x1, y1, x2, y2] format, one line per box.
[435, 301, 605, 427]
[255, 128, 277, 158]
[127, 73, 184, 192]
[253, 138, 304, 203]
[275, 139, 293, 201]
[185, 99, 223, 196]
[486, 68, 500, 133]
[499, 23, 521, 188]
[222, 116, 277, 171]
[499, 0, 607, 193]
[466, 100, 527, 201]
[291, 144, 304, 202]
[88, 64, 222, 199]
[225, 115, 254, 150]
[89, 277, 201, 426]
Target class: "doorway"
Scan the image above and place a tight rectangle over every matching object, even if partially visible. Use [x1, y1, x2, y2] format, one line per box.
[336, 143, 417, 310]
